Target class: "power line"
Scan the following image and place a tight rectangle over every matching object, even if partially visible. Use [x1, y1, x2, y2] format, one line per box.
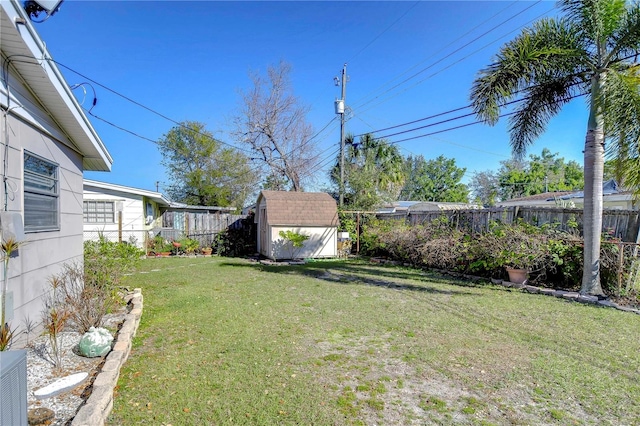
[45, 58, 255, 155]
[346, 1, 421, 64]
[352, 5, 557, 120]
[350, 1, 548, 113]
[14, 56, 340, 187]
[386, 93, 587, 147]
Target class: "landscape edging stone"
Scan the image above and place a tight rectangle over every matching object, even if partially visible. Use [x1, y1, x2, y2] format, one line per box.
[369, 258, 640, 315]
[71, 288, 143, 426]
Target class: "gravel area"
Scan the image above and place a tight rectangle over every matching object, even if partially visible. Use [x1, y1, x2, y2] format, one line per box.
[26, 311, 126, 425]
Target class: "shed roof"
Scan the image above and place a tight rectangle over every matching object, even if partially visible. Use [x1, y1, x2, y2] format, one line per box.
[257, 191, 338, 227]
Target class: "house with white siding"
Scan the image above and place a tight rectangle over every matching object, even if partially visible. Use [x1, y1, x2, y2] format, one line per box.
[1, 0, 112, 340]
[83, 180, 171, 247]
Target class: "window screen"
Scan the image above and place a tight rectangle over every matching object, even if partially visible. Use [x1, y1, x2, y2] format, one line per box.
[83, 201, 115, 223]
[24, 152, 59, 232]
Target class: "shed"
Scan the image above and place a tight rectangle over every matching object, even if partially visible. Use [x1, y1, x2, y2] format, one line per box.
[255, 191, 338, 260]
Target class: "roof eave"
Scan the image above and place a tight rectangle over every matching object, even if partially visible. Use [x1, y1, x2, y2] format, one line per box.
[83, 179, 170, 206]
[1, 0, 112, 171]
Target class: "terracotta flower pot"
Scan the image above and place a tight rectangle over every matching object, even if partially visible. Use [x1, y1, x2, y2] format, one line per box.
[505, 267, 528, 284]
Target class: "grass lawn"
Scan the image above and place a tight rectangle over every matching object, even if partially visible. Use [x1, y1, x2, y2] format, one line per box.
[107, 257, 640, 425]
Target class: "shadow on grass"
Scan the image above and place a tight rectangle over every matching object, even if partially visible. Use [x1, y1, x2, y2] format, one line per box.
[219, 258, 477, 297]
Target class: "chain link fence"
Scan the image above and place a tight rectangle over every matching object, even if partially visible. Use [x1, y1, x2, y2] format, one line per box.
[83, 229, 150, 248]
[602, 241, 640, 296]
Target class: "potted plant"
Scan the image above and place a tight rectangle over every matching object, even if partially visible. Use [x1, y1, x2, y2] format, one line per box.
[179, 238, 200, 255]
[480, 221, 549, 285]
[147, 235, 172, 257]
[495, 222, 549, 284]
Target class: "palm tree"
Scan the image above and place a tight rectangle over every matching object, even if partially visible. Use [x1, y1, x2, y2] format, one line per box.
[470, 0, 640, 296]
[330, 133, 405, 210]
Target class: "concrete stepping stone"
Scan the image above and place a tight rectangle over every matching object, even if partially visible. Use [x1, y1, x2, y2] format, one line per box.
[34, 372, 88, 400]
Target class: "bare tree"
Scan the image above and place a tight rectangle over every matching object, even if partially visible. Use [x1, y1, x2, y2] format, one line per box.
[232, 61, 319, 191]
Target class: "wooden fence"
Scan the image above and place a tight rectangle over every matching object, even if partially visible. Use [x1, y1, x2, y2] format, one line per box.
[379, 206, 640, 242]
[160, 211, 249, 246]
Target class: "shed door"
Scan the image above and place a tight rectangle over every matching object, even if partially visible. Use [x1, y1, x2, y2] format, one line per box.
[259, 207, 268, 256]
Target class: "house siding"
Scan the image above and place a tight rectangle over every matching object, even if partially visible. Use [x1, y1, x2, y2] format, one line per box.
[82, 187, 164, 248]
[1, 0, 112, 348]
[3, 114, 85, 335]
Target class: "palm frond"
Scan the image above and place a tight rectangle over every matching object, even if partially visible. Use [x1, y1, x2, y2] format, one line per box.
[560, 0, 627, 47]
[509, 75, 579, 158]
[471, 17, 586, 128]
[606, 1, 640, 63]
[601, 66, 640, 192]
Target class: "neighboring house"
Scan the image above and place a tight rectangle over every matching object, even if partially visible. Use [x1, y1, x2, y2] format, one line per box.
[496, 191, 575, 208]
[1, 0, 112, 338]
[83, 180, 172, 247]
[378, 200, 481, 214]
[407, 201, 482, 212]
[83, 179, 239, 247]
[255, 191, 338, 260]
[497, 180, 637, 210]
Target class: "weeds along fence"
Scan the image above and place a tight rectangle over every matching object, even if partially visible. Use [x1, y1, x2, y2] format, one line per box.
[345, 207, 640, 295]
[602, 241, 640, 296]
[391, 206, 640, 243]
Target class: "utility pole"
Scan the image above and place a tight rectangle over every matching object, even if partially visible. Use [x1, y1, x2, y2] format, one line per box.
[335, 64, 347, 208]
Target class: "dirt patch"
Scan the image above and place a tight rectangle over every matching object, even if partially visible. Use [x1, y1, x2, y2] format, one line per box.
[306, 334, 598, 425]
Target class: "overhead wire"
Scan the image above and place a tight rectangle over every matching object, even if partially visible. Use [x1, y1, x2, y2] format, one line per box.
[345, 0, 422, 64]
[350, 1, 547, 112]
[5, 54, 341, 188]
[384, 92, 588, 148]
[352, 4, 557, 118]
[347, 0, 523, 110]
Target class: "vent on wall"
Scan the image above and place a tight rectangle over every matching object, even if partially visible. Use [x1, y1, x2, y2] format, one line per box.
[0, 350, 28, 426]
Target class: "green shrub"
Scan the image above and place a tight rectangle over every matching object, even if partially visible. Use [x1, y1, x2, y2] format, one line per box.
[84, 235, 144, 290]
[215, 213, 256, 257]
[178, 237, 200, 254]
[278, 230, 310, 259]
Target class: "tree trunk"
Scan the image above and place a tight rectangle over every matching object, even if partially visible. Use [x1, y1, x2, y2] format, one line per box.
[581, 128, 605, 296]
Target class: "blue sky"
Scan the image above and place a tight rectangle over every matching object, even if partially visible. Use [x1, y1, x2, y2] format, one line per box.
[34, 1, 588, 197]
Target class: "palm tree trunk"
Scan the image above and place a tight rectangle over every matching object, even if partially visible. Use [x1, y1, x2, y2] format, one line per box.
[581, 127, 605, 296]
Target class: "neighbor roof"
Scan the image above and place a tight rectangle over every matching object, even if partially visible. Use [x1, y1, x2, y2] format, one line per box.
[84, 179, 171, 206]
[257, 191, 338, 227]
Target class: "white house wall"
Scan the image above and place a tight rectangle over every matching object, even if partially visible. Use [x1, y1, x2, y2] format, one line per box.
[2, 114, 85, 341]
[83, 188, 149, 247]
[268, 226, 337, 260]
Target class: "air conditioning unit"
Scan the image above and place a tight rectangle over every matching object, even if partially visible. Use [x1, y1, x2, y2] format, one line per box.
[0, 350, 28, 426]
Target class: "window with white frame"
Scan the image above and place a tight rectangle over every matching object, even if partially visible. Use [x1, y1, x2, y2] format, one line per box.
[24, 151, 59, 232]
[83, 201, 115, 223]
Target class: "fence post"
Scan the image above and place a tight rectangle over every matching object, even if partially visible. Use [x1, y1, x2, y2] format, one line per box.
[356, 212, 360, 254]
[618, 241, 624, 296]
[118, 211, 122, 243]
